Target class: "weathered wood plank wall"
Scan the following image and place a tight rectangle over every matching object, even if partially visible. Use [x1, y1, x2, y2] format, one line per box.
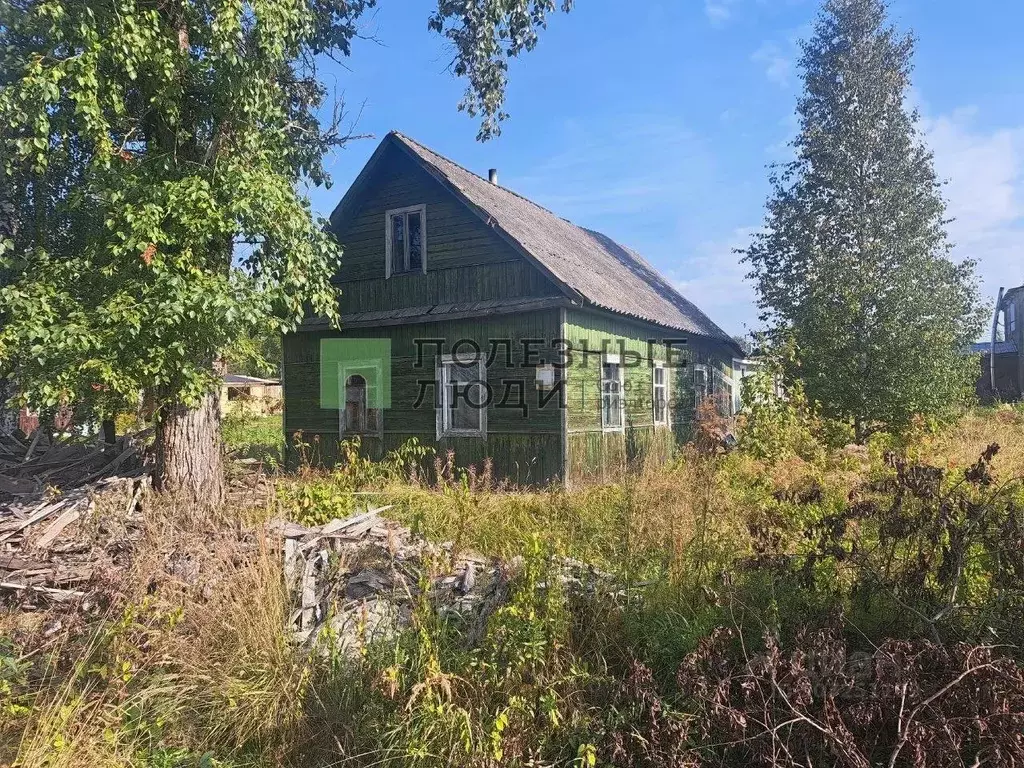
[283, 311, 564, 484]
[283, 140, 740, 485]
[563, 308, 734, 483]
[333, 147, 560, 312]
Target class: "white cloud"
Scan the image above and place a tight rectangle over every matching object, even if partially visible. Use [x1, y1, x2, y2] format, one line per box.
[670, 227, 761, 337]
[923, 108, 1024, 308]
[672, 106, 1024, 339]
[506, 116, 715, 222]
[751, 41, 792, 87]
[705, 0, 739, 26]
[501, 107, 1024, 343]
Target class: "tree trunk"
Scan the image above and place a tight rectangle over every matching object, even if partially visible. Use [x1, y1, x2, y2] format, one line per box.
[154, 390, 224, 508]
[0, 380, 17, 435]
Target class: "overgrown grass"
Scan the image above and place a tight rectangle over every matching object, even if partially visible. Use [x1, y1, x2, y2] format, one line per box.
[379, 455, 747, 580]
[3, 408, 1024, 766]
[222, 412, 284, 467]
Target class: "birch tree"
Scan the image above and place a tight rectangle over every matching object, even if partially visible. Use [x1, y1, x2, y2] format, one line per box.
[743, 0, 984, 439]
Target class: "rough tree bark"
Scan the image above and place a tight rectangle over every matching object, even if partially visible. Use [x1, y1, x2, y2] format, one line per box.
[154, 390, 224, 509]
[0, 380, 17, 435]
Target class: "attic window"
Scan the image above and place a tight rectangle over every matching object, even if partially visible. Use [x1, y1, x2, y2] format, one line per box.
[385, 205, 426, 277]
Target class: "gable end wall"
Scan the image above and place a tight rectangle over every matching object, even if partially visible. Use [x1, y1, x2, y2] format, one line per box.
[332, 146, 562, 314]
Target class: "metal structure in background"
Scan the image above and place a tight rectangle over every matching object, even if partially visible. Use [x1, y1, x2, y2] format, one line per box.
[991, 286, 1005, 393]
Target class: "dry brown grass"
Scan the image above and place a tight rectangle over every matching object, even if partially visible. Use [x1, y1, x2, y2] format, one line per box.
[5, 490, 309, 768]
[3, 408, 1022, 767]
[924, 406, 1024, 478]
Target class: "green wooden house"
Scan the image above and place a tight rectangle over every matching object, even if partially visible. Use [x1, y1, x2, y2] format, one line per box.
[283, 132, 744, 484]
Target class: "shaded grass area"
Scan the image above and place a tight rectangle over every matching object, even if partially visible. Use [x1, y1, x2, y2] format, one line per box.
[222, 412, 284, 467]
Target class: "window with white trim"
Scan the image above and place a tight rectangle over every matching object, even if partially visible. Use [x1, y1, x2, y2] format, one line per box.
[385, 204, 426, 277]
[721, 376, 735, 417]
[732, 359, 755, 414]
[437, 354, 487, 438]
[652, 362, 669, 426]
[601, 354, 624, 431]
[1009, 302, 1017, 334]
[692, 364, 709, 410]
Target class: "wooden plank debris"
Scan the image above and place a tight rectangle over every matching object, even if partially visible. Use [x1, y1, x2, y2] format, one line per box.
[0, 581, 85, 601]
[0, 429, 150, 606]
[34, 501, 93, 551]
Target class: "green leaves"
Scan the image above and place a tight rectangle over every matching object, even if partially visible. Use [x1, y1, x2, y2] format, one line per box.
[0, 0, 568, 425]
[0, 0, 361, 418]
[743, 0, 986, 438]
[429, 0, 574, 140]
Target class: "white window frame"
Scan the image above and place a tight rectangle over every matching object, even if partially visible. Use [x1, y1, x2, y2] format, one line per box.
[732, 358, 759, 414]
[338, 359, 383, 437]
[535, 363, 556, 390]
[1009, 302, 1017, 334]
[600, 353, 625, 433]
[436, 353, 487, 439]
[652, 361, 670, 427]
[692, 364, 710, 410]
[384, 204, 427, 278]
[721, 374, 735, 417]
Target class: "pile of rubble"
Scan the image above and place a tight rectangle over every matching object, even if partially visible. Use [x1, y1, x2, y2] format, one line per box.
[271, 507, 615, 654]
[1, 430, 614, 654]
[0, 431, 145, 499]
[0, 431, 149, 603]
[271, 506, 505, 652]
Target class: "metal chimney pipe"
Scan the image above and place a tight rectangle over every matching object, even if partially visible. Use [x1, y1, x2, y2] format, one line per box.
[488, 168, 498, 185]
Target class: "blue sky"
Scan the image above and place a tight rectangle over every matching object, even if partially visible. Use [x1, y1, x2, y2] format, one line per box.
[305, 0, 1024, 338]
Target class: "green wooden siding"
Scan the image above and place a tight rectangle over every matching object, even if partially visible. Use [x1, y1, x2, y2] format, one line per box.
[282, 142, 740, 485]
[333, 147, 560, 310]
[338, 261, 558, 314]
[283, 310, 564, 485]
[563, 308, 734, 482]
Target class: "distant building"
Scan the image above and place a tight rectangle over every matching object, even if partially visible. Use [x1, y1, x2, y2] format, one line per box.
[967, 285, 1023, 403]
[221, 374, 282, 416]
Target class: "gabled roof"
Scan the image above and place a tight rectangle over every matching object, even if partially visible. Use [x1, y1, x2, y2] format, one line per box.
[330, 132, 737, 347]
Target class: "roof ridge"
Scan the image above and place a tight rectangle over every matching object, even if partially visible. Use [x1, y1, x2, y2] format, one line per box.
[389, 131, 575, 225]
[391, 132, 698, 308]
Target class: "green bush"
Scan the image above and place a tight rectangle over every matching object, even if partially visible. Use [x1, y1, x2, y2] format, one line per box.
[277, 437, 433, 527]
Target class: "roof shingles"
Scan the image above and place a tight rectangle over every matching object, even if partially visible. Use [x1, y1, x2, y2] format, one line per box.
[389, 132, 735, 345]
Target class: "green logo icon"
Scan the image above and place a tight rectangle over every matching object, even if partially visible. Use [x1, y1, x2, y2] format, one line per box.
[320, 338, 392, 410]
